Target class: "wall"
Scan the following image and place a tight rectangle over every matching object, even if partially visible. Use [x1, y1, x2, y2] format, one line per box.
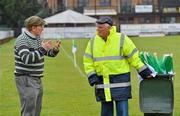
[121, 23, 180, 36]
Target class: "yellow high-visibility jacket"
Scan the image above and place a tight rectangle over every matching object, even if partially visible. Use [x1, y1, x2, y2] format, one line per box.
[83, 26, 147, 102]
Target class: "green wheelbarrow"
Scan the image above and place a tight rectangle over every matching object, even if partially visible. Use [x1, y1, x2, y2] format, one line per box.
[139, 74, 174, 116]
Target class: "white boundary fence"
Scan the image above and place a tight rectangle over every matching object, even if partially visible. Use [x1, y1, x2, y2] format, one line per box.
[120, 23, 180, 36]
[0, 30, 14, 40]
[22, 27, 96, 39]
[41, 27, 96, 39]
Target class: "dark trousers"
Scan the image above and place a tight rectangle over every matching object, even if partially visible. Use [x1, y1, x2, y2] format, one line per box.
[15, 75, 43, 116]
[101, 100, 128, 116]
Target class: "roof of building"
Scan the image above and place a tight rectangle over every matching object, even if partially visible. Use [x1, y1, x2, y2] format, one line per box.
[44, 9, 97, 24]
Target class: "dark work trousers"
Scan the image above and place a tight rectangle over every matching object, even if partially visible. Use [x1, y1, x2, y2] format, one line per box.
[15, 75, 43, 116]
[101, 100, 128, 116]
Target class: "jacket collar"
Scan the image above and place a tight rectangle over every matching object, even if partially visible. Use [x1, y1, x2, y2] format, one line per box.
[23, 29, 37, 40]
[108, 26, 116, 38]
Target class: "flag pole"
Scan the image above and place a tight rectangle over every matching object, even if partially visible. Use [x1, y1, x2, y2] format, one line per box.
[73, 50, 77, 67]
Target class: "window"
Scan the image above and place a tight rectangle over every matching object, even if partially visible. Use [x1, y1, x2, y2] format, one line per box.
[139, 17, 155, 23]
[121, 0, 132, 13]
[78, 0, 89, 7]
[121, 0, 131, 6]
[142, 0, 153, 5]
[120, 17, 134, 24]
[99, 0, 111, 7]
[57, 0, 66, 11]
[161, 17, 176, 23]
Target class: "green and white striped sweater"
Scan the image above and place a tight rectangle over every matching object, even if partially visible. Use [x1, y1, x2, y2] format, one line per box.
[14, 30, 59, 77]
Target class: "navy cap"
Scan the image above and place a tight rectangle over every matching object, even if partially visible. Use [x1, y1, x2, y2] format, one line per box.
[96, 16, 113, 26]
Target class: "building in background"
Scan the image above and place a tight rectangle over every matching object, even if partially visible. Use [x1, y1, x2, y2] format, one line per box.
[45, 0, 180, 30]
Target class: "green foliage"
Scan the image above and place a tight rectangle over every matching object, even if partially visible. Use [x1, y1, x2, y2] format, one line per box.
[0, 0, 42, 27]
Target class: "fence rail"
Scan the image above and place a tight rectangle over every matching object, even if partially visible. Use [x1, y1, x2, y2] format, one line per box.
[0, 29, 14, 40]
[22, 27, 96, 39]
[121, 23, 180, 36]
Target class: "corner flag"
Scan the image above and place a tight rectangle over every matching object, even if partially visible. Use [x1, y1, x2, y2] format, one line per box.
[72, 40, 77, 53]
[72, 40, 77, 67]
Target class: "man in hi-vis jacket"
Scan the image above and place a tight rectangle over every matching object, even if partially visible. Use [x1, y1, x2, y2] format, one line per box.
[83, 17, 152, 116]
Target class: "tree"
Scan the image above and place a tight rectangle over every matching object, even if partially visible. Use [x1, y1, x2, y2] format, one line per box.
[0, 0, 42, 28]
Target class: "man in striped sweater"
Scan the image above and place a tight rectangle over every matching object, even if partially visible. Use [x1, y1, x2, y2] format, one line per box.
[14, 16, 60, 116]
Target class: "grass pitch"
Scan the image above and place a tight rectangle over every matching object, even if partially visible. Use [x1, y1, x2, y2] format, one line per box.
[0, 35, 180, 116]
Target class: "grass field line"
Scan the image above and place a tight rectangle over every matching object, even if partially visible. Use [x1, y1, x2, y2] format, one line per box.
[61, 45, 86, 78]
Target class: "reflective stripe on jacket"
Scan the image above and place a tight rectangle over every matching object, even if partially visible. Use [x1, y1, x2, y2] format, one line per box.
[95, 73, 131, 102]
[83, 26, 145, 102]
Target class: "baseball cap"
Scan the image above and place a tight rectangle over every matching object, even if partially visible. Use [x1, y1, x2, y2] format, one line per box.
[24, 16, 46, 29]
[96, 16, 113, 26]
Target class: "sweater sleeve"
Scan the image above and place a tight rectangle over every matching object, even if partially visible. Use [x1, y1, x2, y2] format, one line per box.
[16, 38, 46, 64]
[45, 48, 59, 57]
